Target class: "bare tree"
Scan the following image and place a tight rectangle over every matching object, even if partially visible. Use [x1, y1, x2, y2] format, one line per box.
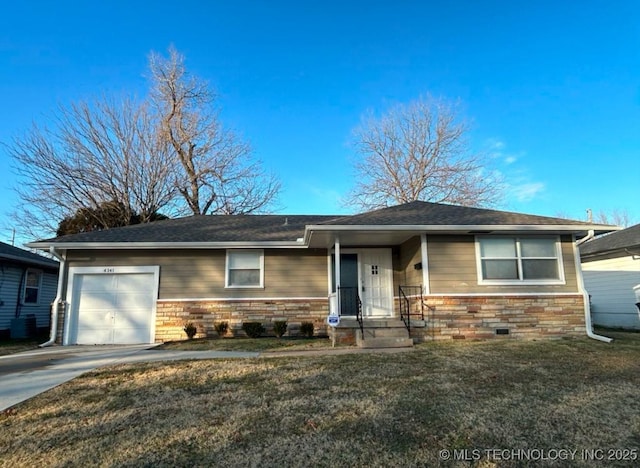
[7, 46, 281, 239]
[148, 46, 280, 215]
[593, 208, 636, 227]
[8, 97, 176, 237]
[347, 95, 502, 210]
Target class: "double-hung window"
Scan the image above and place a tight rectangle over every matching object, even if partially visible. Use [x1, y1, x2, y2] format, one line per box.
[476, 237, 564, 284]
[226, 250, 264, 288]
[23, 269, 42, 304]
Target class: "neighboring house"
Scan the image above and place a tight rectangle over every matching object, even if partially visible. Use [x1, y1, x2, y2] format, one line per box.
[580, 223, 640, 330]
[0, 241, 59, 339]
[26, 201, 614, 346]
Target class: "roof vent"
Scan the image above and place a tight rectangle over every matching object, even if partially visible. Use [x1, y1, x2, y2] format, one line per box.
[284, 217, 288, 226]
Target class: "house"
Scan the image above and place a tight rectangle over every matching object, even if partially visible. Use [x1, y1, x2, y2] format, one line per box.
[26, 201, 615, 346]
[580, 223, 640, 330]
[0, 241, 59, 339]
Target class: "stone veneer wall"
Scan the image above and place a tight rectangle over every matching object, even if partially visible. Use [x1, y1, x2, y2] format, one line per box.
[55, 301, 66, 344]
[410, 295, 586, 341]
[155, 299, 330, 342]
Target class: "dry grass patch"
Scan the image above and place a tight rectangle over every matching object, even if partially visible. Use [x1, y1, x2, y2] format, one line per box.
[0, 339, 41, 356]
[1, 335, 640, 467]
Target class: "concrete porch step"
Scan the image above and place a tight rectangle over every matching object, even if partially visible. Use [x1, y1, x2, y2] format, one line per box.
[338, 318, 406, 328]
[330, 317, 416, 348]
[405, 319, 426, 328]
[359, 327, 410, 339]
[355, 319, 413, 348]
[362, 319, 406, 328]
[357, 336, 414, 349]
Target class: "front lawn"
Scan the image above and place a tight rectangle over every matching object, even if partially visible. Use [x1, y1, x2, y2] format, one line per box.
[1, 334, 639, 467]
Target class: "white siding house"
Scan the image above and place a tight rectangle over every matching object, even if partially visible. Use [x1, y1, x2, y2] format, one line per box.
[582, 256, 640, 329]
[580, 224, 640, 330]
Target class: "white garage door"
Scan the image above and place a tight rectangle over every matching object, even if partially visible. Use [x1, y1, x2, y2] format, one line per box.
[67, 267, 158, 345]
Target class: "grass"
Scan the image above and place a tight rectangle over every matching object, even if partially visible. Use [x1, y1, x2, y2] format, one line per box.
[1, 334, 640, 467]
[157, 336, 344, 352]
[0, 338, 41, 356]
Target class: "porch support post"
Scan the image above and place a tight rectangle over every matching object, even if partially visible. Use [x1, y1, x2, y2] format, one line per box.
[420, 233, 430, 294]
[334, 236, 341, 314]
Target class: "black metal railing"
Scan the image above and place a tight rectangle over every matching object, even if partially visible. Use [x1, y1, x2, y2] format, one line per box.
[399, 285, 424, 333]
[338, 286, 364, 340]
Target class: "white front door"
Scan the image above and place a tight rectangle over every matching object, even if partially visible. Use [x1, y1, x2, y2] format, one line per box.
[360, 249, 394, 317]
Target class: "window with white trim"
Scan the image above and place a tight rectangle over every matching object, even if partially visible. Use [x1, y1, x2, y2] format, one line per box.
[476, 237, 563, 284]
[23, 269, 42, 304]
[226, 250, 264, 288]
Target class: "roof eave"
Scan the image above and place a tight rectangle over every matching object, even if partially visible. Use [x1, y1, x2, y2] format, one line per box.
[303, 223, 618, 243]
[0, 253, 59, 269]
[27, 223, 619, 250]
[581, 244, 640, 259]
[26, 240, 308, 250]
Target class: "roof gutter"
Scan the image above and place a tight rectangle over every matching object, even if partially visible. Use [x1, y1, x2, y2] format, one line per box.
[303, 223, 618, 245]
[573, 230, 612, 343]
[0, 253, 59, 269]
[26, 240, 308, 250]
[39, 246, 66, 348]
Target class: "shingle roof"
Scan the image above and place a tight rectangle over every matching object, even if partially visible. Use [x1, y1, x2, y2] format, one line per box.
[321, 201, 591, 226]
[0, 241, 59, 269]
[580, 223, 640, 257]
[30, 201, 606, 246]
[37, 215, 339, 244]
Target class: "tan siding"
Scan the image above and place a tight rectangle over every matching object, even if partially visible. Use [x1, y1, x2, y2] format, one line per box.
[66, 248, 328, 299]
[427, 235, 579, 294]
[395, 236, 422, 288]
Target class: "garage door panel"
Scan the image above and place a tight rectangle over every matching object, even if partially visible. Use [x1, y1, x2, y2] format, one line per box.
[114, 310, 149, 327]
[113, 327, 150, 344]
[78, 310, 113, 325]
[70, 271, 156, 345]
[76, 327, 113, 344]
[115, 292, 155, 309]
[115, 275, 153, 292]
[77, 274, 119, 292]
[77, 292, 118, 311]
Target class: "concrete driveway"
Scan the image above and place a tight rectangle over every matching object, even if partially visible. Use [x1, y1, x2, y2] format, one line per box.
[0, 345, 259, 411]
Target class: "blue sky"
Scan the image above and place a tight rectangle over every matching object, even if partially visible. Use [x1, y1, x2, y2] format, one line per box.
[1, 1, 639, 245]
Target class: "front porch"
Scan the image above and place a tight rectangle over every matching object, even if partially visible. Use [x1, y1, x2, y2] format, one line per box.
[329, 316, 420, 348]
[328, 282, 427, 348]
[326, 236, 428, 349]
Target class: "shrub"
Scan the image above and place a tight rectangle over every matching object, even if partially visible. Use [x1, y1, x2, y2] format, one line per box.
[300, 322, 314, 338]
[214, 321, 229, 337]
[183, 322, 197, 340]
[273, 320, 288, 338]
[242, 322, 265, 338]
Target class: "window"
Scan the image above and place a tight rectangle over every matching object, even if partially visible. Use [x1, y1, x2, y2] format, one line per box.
[23, 269, 42, 304]
[226, 250, 264, 288]
[476, 237, 563, 284]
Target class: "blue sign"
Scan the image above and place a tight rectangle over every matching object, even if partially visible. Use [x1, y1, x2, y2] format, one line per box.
[327, 314, 340, 327]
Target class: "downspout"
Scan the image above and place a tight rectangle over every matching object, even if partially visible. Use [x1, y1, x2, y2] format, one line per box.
[334, 236, 341, 315]
[39, 246, 66, 348]
[574, 230, 612, 343]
